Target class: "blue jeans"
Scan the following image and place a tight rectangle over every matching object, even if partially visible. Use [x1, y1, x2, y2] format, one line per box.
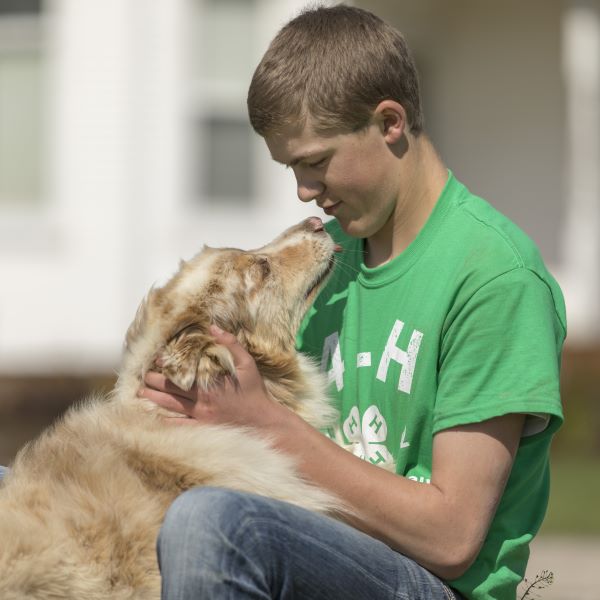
[0, 466, 7, 481]
[157, 487, 464, 600]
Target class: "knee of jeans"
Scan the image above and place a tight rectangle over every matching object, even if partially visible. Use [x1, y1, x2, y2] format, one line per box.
[158, 487, 258, 548]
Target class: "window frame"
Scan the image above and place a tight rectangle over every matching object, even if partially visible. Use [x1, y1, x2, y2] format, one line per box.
[0, 9, 56, 253]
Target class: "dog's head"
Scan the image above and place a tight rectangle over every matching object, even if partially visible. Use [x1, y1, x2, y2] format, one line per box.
[121, 217, 337, 408]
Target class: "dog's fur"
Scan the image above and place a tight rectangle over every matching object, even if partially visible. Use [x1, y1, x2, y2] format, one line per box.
[0, 218, 344, 599]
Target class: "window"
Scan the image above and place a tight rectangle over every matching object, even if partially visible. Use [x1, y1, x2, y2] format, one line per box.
[199, 116, 253, 201]
[190, 0, 257, 205]
[0, 1, 41, 13]
[0, 0, 44, 208]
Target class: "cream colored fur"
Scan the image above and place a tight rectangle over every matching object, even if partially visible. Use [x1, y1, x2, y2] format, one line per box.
[0, 218, 344, 599]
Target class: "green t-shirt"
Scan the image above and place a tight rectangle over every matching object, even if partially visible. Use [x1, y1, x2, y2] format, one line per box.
[297, 172, 565, 600]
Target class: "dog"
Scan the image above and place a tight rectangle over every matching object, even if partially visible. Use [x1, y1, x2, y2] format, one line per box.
[0, 217, 345, 600]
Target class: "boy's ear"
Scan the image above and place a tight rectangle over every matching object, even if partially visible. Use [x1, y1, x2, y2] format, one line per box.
[374, 99, 407, 143]
[157, 321, 236, 391]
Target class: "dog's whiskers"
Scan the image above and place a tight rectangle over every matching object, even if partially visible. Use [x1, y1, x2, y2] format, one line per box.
[332, 257, 360, 277]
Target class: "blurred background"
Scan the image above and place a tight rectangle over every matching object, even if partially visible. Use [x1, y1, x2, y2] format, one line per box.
[0, 0, 598, 597]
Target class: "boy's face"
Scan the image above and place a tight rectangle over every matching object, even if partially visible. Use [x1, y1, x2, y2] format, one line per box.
[265, 118, 402, 241]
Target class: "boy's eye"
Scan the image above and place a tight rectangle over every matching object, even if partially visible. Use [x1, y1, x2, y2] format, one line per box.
[283, 156, 328, 170]
[308, 157, 327, 169]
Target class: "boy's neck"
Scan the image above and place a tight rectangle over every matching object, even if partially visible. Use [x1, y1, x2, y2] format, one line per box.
[364, 135, 448, 268]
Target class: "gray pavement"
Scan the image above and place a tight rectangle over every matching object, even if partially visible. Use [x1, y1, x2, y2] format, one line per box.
[523, 536, 600, 600]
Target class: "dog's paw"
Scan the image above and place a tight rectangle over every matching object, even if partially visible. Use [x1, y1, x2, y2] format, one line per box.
[158, 325, 236, 391]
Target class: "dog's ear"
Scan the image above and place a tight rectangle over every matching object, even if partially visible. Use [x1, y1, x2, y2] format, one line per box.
[124, 289, 158, 352]
[158, 322, 236, 391]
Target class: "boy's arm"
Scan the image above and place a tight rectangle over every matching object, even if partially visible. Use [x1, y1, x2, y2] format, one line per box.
[141, 326, 524, 581]
[270, 405, 523, 580]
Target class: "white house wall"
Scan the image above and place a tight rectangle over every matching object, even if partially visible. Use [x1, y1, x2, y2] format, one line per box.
[561, 1, 600, 342]
[1, 0, 136, 373]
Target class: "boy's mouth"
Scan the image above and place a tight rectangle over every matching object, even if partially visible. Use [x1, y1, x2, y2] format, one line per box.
[322, 202, 341, 216]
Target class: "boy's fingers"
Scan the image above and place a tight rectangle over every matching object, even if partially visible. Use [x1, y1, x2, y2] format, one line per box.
[209, 324, 233, 342]
[209, 324, 254, 369]
[143, 371, 196, 399]
[138, 386, 191, 415]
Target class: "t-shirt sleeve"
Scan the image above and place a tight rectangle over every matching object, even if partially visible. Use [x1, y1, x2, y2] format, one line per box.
[433, 267, 565, 434]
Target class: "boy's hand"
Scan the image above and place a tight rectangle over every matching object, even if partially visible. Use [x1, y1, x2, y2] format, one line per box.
[139, 325, 284, 428]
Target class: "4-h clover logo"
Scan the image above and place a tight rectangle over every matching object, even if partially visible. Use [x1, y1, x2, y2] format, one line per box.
[342, 405, 394, 467]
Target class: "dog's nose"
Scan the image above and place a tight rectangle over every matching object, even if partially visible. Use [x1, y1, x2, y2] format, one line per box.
[305, 217, 324, 232]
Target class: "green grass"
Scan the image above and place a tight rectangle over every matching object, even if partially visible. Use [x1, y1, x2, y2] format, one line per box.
[539, 456, 600, 535]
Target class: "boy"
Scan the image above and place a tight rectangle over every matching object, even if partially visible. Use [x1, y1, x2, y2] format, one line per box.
[142, 5, 565, 599]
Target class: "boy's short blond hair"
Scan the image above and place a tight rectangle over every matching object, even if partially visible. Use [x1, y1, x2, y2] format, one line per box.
[247, 4, 423, 137]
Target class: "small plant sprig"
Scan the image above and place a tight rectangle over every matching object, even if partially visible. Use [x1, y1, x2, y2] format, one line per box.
[519, 570, 554, 600]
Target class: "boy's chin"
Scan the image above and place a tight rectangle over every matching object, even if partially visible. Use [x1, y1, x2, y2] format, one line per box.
[337, 217, 372, 240]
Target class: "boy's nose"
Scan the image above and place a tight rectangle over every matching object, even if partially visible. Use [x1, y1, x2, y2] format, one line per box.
[296, 179, 325, 203]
